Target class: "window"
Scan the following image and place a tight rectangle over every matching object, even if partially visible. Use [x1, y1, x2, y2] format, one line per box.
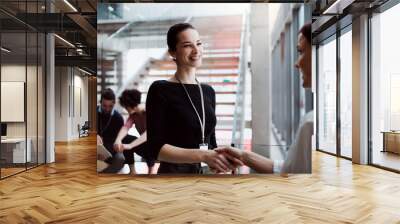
[317, 36, 337, 154]
[0, 1, 47, 179]
[370, 2, 400, 171]
[339, 28, 352, 158]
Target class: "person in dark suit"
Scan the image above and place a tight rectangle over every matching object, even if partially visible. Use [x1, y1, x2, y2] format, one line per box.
[97, 88, 125, 173]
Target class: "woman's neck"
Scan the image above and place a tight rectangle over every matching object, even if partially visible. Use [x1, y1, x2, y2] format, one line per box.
[174, 67, 196, 84]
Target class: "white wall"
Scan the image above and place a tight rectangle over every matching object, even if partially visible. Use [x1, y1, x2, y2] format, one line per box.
[1, 66, 26, 135]
[1, 65, 37, 137]
[1, 63, 46, 163]
[54, 67, 89, 141]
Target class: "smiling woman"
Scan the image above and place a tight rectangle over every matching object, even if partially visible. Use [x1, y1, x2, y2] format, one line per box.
[145, 23, 242, 174]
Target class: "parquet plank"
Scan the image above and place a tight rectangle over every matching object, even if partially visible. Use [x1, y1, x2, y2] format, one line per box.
[0, 135, 399, 223]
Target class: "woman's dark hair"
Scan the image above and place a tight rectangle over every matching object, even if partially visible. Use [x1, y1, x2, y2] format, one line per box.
[167, 23, 195, 51]
[119, 89, 141, 109]
[299, 23, 311, 44]
[100, 88, 115, 102]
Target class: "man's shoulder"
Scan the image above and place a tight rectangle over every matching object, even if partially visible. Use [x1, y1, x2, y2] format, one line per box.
[112, 110, 123, 120]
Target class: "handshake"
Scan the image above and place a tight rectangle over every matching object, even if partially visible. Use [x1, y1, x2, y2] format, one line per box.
[202, 146, 248, 174]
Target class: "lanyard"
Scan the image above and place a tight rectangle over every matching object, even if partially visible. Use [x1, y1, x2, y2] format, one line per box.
[176, 76, 206, 144]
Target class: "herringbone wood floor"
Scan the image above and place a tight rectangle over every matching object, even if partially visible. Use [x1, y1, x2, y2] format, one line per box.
[1, 135, 400, 223]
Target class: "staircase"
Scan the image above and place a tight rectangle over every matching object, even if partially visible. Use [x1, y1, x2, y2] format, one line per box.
[97, 18, 185, 99]
[134, 15, 244, 146]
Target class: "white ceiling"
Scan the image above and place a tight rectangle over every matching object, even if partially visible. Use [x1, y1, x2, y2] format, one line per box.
[99, 3, 250, 23]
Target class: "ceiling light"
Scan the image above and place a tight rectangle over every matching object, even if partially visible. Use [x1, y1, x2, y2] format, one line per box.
[323, 0, 354, 15]
[1, 47, 11, 53]
[54, 34, 75, 48]
[63, 0, 78, 12]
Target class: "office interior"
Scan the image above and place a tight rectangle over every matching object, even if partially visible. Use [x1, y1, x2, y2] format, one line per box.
[0, 0, 97, 179]
[0, 0, 399, 222]
[313, 0, 400, 172]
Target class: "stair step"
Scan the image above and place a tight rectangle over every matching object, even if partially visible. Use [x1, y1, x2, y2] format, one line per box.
[215, 91, 237, 94]
[146, 73, 238, 78]
[140, 91, 237, 95]
[216, 102, 235, 105]
[215, 128, 233, 131]
[216, 114, 234, 117]
[151, 57, 239, 64]
[203, 49, 240, 54]
[206, 81, 237, 85]
[152, 64, 238, 70]
[137, 81, 237, 86]
[148, 68, 239, 75]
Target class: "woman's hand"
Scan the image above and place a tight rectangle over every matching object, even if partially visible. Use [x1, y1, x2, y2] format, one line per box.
[203, 149, 244, 173]
[216, 146, 275, 173]
[214, 146, 246, 166]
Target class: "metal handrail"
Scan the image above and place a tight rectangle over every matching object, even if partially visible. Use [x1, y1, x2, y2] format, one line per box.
[231, 13, 249, 147]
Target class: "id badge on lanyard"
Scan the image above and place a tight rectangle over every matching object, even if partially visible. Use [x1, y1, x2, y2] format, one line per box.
[199, 143, 208, 150]
[177, 77, 209, 168]
[199, 143, 208, 167]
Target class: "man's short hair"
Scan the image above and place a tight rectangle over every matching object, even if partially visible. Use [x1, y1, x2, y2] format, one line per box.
[119, 89, 141, 109]
[100, 88, 116, 102]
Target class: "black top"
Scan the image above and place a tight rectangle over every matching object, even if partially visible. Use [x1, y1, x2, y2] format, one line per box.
[146, 80, 217, 174]
[97, 106, 124, 153]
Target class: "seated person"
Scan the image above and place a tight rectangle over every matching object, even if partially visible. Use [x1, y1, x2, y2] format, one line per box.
[97, 88, 125, 173]
[113, 89, 156, 175]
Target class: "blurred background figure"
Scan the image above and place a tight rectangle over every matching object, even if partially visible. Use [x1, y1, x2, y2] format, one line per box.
[113, 89, 156, 174]
[97, 88, 126, 173]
